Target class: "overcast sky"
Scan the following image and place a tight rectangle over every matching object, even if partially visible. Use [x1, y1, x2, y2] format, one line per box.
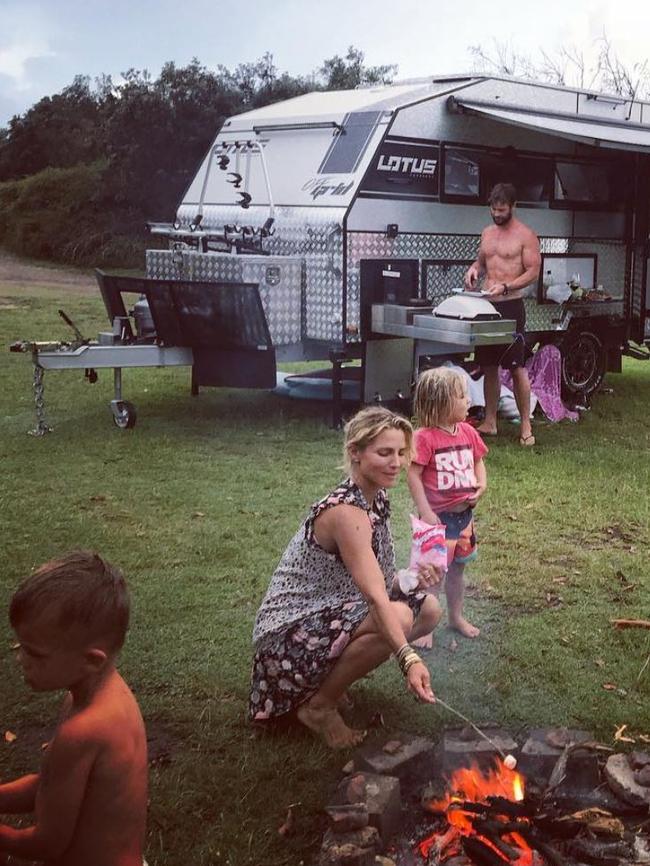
[1, 0, 649, 126]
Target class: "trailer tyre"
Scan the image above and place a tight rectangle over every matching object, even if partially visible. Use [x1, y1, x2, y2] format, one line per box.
[560, 330, 605, 399]
[112, 400, 137, 429]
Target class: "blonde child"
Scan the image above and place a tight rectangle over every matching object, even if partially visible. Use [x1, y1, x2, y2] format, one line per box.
[0, 551, 148, 866]
[407, 368, 488, 641]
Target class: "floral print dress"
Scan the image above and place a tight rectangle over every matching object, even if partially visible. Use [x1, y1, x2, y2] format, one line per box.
[249, 478, 424, 721]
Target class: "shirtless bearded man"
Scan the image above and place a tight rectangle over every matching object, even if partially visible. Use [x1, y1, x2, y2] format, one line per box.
[464, 183, 541, 446]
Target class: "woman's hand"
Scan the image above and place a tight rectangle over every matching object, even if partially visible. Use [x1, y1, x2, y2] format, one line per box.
[416, 562, 444, 591]
[406, 661, 435, 703]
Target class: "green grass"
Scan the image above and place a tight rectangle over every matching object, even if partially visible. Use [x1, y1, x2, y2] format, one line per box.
[1, 279, 649, 865]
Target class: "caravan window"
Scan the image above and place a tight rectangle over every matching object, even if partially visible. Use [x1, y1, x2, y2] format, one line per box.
[319, 111, 382, 174]
[443, 148, 482, 198]
[442, 146, 551, 203]
[497, 152, 551, 203]
[553, 160, 623, 207]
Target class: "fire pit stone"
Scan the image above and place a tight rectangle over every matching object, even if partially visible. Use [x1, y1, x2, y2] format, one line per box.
[356, 734, 438, 780]
[443, 728, 518, 772]
[604, 753, 650, 807]
[333, 772, 402, 845]
[629, 750, 650, 770]
[518, 728, 595, 783]
[325, 803, 370, 834]
[635, 766, 650, 787]
[318, 825, 381, 866]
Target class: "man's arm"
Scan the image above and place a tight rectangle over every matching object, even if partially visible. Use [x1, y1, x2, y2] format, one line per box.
[0, 774, 39, 814]
[464, 235, 487, 289]
[0, 719, 97, 859]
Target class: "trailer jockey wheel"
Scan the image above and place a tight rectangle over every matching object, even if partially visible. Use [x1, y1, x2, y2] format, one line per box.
[111, 399, 137, 429]
[560, 330, 605, 400]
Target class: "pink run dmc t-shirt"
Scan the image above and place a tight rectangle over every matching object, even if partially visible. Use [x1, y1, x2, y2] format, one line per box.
[413, 422, 488, 512]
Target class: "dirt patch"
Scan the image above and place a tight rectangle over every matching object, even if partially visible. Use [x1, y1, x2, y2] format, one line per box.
[0, 249, 97, 294]
[3, 719, 177, 769]
[2, 722, 54, 770]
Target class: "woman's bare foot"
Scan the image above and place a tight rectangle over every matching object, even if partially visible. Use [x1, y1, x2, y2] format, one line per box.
[337, 691, 354, 712]
[449, 617, 480, 638]
[296, 703, 367, 749]
[411, 632, 434, 650]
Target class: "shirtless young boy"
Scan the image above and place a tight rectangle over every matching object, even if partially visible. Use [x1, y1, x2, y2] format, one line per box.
[0, 551, 148, 866]
[464, 183, 541, 446]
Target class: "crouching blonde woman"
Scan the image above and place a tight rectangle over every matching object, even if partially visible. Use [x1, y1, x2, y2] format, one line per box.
[249, 406, 443, 749]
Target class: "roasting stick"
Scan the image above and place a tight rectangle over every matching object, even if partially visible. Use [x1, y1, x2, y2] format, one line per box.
[435, 697, 518, 769]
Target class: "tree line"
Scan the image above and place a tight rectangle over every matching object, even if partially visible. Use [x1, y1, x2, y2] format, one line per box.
[0, 49, 396, 267]
[0, 35, 643, 268]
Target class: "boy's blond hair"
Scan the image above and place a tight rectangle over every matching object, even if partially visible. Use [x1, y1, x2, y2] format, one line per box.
[9, 550, 130, 654]
[343, 406, 413, 472]
[413, 367, 468, 428]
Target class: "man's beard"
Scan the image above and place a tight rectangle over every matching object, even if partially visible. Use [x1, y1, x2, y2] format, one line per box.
[492, 211, 513, 226]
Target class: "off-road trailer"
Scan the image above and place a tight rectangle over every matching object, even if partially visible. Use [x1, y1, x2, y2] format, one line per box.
[13, 73, 650, 431]
[146, 73, 649, 416]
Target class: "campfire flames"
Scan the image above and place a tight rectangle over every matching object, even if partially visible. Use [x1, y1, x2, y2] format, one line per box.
[418, 758, 534, 866]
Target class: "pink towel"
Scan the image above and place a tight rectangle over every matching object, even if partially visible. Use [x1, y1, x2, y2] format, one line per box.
[500, 344, 578, 422]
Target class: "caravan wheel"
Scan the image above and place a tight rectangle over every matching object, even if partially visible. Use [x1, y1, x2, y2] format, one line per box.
[111, 400, 137, 429]
[560, 331, 605, 398]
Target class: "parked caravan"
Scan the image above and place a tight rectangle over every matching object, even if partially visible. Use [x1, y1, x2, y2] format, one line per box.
[147, 74, 650, 417]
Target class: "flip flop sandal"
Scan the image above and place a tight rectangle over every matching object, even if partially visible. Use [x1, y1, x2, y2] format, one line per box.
[519, 434, 536, 446]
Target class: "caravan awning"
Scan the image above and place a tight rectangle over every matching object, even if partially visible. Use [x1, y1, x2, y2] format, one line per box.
[448, 95, 650, 152]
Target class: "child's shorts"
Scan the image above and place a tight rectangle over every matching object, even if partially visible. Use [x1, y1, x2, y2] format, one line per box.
[438, 507, 477, 565]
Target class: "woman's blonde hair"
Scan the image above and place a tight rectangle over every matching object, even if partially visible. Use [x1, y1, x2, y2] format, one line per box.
[343, 406, 413, 472]
[413, 367, 468, 428]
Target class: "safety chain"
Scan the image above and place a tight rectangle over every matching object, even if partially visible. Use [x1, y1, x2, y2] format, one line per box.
[29, 359, 53, 436]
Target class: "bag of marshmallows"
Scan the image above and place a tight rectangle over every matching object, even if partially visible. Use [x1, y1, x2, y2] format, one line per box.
[397, 515, 447, 594]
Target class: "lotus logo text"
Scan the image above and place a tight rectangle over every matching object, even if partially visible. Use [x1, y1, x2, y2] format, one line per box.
[377, 155, 437, 176]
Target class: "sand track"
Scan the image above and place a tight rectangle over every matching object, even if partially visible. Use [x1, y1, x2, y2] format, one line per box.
[0, 250, 97, 294]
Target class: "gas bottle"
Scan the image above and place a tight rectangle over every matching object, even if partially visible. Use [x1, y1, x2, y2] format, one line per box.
[131, 296, 156, 338]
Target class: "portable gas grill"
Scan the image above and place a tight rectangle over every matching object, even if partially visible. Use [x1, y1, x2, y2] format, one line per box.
[370, 293, 517, 347]
[357, 293, 518, 412]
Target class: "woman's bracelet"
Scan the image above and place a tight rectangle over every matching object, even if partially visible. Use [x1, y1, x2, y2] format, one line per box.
[394, 643, 411, 664]
[394, 645, 423, 676]
[401, 652, 422, 675]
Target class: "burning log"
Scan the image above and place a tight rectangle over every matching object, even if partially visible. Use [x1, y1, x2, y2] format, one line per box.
[461, 835, 514, 866]
[525, 837, 565, 866]
[513, 826, 566, 866]
[486, 796, 536, 818]
[566, 836, 633, 866]
[469, 819, 524, 861]
[447, 799, 533, 820]
[545, 786, 649, 818]
[419, 825, 462, 865]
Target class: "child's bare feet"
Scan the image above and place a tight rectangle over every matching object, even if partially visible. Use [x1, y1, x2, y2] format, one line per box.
[296, 703, 367, 749]
[411, 632, 434, 650]
[449, 617, 480, 638]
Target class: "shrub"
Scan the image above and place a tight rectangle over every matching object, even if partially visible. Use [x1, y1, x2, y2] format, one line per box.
[0, 161, 149, 268]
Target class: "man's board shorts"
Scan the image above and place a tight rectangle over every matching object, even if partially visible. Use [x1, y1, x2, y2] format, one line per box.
[438, 507, 477, 565]
[474, 297, 526, 369]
